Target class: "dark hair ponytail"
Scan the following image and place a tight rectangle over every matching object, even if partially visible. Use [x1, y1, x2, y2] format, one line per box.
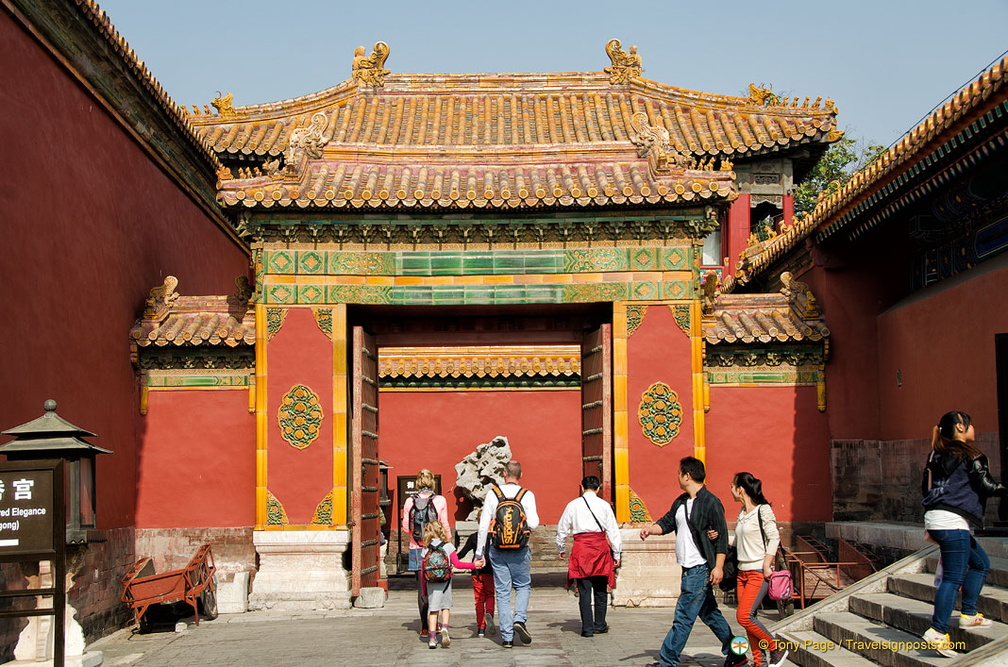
[932, 411, 981, 460]
[733, 471, 770, 506]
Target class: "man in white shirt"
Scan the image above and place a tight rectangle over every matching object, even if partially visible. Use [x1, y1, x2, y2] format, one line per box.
[476, 460, 540, 648]
[557, 475, 622, 637]
[639, 457, 740, 667]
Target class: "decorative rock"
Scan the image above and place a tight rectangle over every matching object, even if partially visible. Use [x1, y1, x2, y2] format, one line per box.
[454, 436, 512, 520]
[353, 587, 386, 609]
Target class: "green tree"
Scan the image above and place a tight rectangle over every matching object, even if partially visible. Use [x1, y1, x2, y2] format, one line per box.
[793, 137, 885, 215]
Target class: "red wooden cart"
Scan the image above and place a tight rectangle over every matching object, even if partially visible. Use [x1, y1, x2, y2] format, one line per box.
[120, 543, 218, 631]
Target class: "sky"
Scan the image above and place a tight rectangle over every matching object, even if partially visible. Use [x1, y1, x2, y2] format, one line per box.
[97, 0, 1008, 150]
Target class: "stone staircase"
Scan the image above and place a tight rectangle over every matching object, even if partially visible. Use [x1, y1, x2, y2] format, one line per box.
[771, 543, 1008, 666]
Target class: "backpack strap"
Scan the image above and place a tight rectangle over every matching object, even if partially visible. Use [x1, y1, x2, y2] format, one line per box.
[491, 485, 505, 501]
[514, 488, 527, 503]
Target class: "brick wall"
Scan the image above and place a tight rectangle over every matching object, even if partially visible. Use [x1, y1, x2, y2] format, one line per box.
[831, 433, 1001, 522]
[134, 527, 256, 584]
[69, 528, 136, 642]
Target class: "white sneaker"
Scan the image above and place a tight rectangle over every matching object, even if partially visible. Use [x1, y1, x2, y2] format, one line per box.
[440, 628, 451, 648]
[960, 613, 993, 628]
[922, 627, 957, 658]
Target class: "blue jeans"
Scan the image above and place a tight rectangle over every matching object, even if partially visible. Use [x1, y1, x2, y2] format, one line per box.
[659, 563, 734, 666]
[490, 545, 531, 641]
[928, 529, 990, 633]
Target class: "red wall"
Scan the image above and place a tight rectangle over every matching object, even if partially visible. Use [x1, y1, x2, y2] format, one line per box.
[876, 257, 1008, 441]
[266, 309, 335, 523]
[136, 391, 255, 527]
[626, 306, 697, 517]
[706, 386, 832, 522]
[0, 12, 250, 529]
[726, 194, 752, 277]
[378, 389, 582, 528]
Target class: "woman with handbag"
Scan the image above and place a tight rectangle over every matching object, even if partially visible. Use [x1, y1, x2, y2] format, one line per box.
[921, 411, 1007, 657]
[710, 472, 788, 667]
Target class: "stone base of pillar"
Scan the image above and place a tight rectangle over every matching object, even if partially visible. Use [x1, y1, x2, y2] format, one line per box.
[248, 530, 352, 611]
[613, 529, 682, 607]
[4, 653, 102, 667]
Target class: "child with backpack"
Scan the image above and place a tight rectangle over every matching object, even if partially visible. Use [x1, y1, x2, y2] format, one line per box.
[401, 469, 452, 637]
[458, 510, 496, 638]
[421, 521, 484, 649]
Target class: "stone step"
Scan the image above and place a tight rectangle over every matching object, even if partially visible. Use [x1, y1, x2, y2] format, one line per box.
[780, 629, 878, 667]
[923, 555, 1008, 589]
[810, 611, 957, 666]
[886, 573, 1008, 624]
[847, 591, 1005, 653]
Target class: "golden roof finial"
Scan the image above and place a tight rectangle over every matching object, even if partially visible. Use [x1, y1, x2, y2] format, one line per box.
[352, 41, 391, 87]
[604, 39, 643, 84]
[746, 83, 778, 107]
[210, 91, 235, 118]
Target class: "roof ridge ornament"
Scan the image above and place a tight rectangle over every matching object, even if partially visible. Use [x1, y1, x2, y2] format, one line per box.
[604, 39, 642, 84]
[143, 275, 179, 319]
[210, 91, 236, 118]
[780, 271, 821, 319]
[629, 111, 690, 175]
[352, 41, 391, 87]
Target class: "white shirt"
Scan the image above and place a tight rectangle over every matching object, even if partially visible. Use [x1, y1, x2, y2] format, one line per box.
[732, 504, 780, 571]
[476, 482, 540, 558]
[675, 499, 706, 568]
[555, 491, 622, 560]
[924, 509, 970, 531]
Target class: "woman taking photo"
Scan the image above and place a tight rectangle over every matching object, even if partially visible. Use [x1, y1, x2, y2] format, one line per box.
[921, 411, 1007, 657]
[711, 472, 788, 667]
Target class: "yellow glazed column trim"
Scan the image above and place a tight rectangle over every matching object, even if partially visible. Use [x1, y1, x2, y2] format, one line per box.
[613, 302, 630, 523]
[255, 301, 268, 529]
[332, 304, 349, 527]
[691, 299, 707, 464]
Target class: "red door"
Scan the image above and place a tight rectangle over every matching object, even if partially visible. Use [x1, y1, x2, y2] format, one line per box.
[581, 324, 613, 500]
[351, 326, 381, 595]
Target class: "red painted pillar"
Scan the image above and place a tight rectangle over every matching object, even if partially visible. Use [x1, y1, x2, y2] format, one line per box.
[783, 193, 794, 227]
[726, 193, 751, 276]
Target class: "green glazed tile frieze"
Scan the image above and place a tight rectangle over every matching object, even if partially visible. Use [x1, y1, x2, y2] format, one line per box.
[263, 246, 695, 278]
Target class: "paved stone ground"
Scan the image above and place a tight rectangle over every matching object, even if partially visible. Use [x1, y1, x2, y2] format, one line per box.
[91, 574, 792, 667]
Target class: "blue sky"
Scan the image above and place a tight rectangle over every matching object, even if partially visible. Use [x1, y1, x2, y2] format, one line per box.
[98, 0, 1007, 149]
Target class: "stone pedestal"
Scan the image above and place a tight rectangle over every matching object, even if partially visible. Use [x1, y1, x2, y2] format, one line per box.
[249, 530, 352, 611]
[613, 529, 681, 607]
[215, 570, 250, 614]
[6, 561, 102, 666]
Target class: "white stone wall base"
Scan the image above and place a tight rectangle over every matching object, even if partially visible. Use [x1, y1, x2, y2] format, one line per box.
[248, 531, 352, 611]
[613, 529, 682, 607]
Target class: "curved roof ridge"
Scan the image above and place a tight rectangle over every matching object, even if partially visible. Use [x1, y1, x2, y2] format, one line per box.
[723, 54, 1008, 292]
[77, 0, 221, 169]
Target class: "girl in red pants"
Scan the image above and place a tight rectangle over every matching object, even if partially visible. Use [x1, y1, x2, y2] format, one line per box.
[712, 472, 788, 667]
[459, 524, 496, 637]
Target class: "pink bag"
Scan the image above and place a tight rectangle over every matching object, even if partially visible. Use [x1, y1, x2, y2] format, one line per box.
[768, 569, 792, 601]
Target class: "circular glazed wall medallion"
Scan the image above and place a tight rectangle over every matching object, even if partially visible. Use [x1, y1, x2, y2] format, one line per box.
[278, 384, 323, 449]
[638, 381, 682, 446]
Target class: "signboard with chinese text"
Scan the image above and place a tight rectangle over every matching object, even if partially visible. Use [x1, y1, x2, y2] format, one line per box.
[0, 461, 59, 558]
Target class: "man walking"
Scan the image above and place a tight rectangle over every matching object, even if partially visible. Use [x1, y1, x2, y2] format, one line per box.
[639, 457, 743, 667]
[557, 475, 622, 637]
[476, 460, 539, 647]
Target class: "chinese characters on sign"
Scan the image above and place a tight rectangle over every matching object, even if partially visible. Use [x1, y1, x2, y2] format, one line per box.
[0, 469, 54, 555]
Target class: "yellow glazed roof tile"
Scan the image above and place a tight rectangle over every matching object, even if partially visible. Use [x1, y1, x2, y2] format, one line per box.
[185, 44, 837, 211]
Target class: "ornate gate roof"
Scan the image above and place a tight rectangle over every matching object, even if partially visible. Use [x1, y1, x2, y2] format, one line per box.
[185, 41, 839, 212]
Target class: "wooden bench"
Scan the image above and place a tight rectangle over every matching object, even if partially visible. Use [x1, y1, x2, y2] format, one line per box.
[120, 543, 218, 631]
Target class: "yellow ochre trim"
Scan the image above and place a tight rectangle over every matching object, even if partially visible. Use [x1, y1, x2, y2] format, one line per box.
[255, 302, 268, 529]
[690, 299, 707, 464]
[332, 304, 349, 526]
[612, 302, 630, 523]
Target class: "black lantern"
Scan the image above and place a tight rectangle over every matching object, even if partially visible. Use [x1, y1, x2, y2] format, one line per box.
[0, 400, 111, 543]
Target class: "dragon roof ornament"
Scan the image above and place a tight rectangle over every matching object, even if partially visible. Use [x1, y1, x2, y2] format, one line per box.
[604, 39, 642, 84]
[352, 41, 391, 87]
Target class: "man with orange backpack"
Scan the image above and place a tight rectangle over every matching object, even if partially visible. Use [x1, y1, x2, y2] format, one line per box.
[475, 460, 539, 648]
